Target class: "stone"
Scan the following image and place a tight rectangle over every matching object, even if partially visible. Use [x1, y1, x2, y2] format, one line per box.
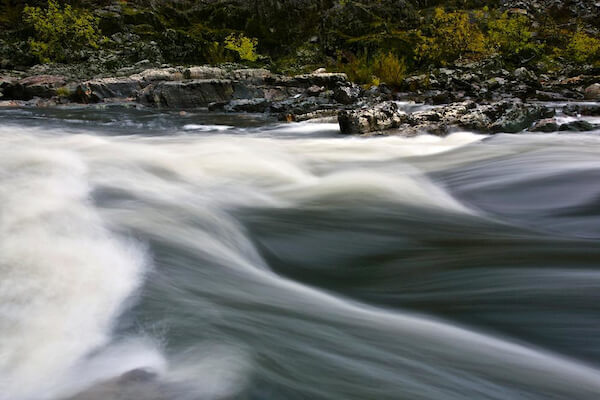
[224, 98, 271, 113]
[142, 79, 234, 108]
[3, 75, 66, 100]
[75, 78, 142, 103]
[338, 102, 405, 135]
[559, 120, 596, 131]
[333, 84, 362, 105]
[584, 83, 600, 100]
[490, 103, 554, 133]
[531, 118, 559, 132]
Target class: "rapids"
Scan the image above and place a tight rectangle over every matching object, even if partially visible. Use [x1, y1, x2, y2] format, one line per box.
[1, 105, 600, 399]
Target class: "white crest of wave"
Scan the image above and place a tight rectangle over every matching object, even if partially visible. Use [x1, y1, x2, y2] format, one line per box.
[0, 143, 147, 400]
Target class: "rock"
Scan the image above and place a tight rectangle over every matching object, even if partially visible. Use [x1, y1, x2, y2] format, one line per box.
[584, 83, 600, 100]
[280, 72, 349, 89]
[224, 98, 271, 113]
[490, 103, 554, 133]
[231, 68, 273, 84]
[531, 118, 559, 132]
[75, 77, 142, 103]
[514, 67, 538, 83]
[559, 120, 596, 131]
[131, 68, 184, 82]
[563, 103, 600, 116]
[333, 84, 362, 105]
[185, 66, 228, 80]
[535, 90, 569, 101]
[3, 75, 66, 100]
[306, 85, 324, 97]
[338, 102, 405, 135]
[142, 79, 234, 108]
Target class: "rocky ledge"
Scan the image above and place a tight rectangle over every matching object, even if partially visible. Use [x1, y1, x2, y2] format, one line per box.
[1, 63, 600, 136]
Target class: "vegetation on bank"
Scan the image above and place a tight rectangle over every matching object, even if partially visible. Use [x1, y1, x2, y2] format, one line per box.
[1, 0, 599, 85]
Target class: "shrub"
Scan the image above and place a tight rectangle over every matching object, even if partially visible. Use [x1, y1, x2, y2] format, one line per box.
[23, 0, 103, 63]
[224, 33, 259, 62]
[486, 11, 541, 62]
[563, 29, 600, 64]
[372, 52, 407, 86]
[337, 51, 406, 87]
[416, 8, 487, 66]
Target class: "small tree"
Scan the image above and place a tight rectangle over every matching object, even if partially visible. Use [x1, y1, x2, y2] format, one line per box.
[224, 33, 259, 62]
[23, 0, 103, 63]
[416, 8, 487, 66]
[487, 12, 541, 62]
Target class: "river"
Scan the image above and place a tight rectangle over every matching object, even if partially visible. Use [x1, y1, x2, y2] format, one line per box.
[1, 104, 600, 399]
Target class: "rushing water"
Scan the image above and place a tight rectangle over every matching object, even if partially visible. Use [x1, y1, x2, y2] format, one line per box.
[1, 104, 600, 400]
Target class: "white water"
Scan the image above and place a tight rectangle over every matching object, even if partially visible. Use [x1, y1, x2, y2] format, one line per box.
[1, 117, 600, 399]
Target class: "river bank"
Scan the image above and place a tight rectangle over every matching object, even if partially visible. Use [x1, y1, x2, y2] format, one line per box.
[2, 62, 600, 136]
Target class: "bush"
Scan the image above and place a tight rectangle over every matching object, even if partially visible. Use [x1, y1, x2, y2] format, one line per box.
[563, 29, 600, 65]
[372, 52, 407, 87]
[416, 8, 487, 66]
[337, 51, 406, 87]
[224, 33, 258, 62]
[23, 0, 103, 63]
[486, 11, 541, 62]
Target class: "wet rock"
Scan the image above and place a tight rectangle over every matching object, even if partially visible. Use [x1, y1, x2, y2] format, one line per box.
[338, 101, 405, 135]
[3, 75, 66, 100]
[142, 79, 234, 108]
[534, 90, 569, 101]
[584, 83, 600, 100]
[225, 98, 271, 113]
[333, 84, 362, 105]
[490, 103, 554, 133]
[559, 120, 596, 131]
[75, 77, 142, 103]
[563, 103, 600, 116]
[531, 118, 560, 132]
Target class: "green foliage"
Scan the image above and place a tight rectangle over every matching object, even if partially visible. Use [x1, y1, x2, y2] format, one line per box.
[416, 8, 488, 66]
[337, 51, 407, 87]
[23, 0, 103, 63]
[224, 33, 259, 62]
[486, 11, 541, 62]
[55, 86, 71, 97]
[563, 29, 600, 64]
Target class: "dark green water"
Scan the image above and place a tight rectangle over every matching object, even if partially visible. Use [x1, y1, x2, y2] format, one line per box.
[1, 105, 600, 400]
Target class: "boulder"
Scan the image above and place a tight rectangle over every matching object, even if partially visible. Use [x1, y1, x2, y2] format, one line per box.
[334, 84, 362, 105]
[3, 75, 66, 100]
[559, 120, 596, 131]
[75, 77, 142, 103]
[131, 68, 184, 82]
[142, 79, 234, 107]
[185, 66, 227, 80]
[338, 102, 405, 135]
[224, 98, 271, 113]
[490, 103, 554, 133]
[531, 118, 559, 132]
[584, 83, 600, 100]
